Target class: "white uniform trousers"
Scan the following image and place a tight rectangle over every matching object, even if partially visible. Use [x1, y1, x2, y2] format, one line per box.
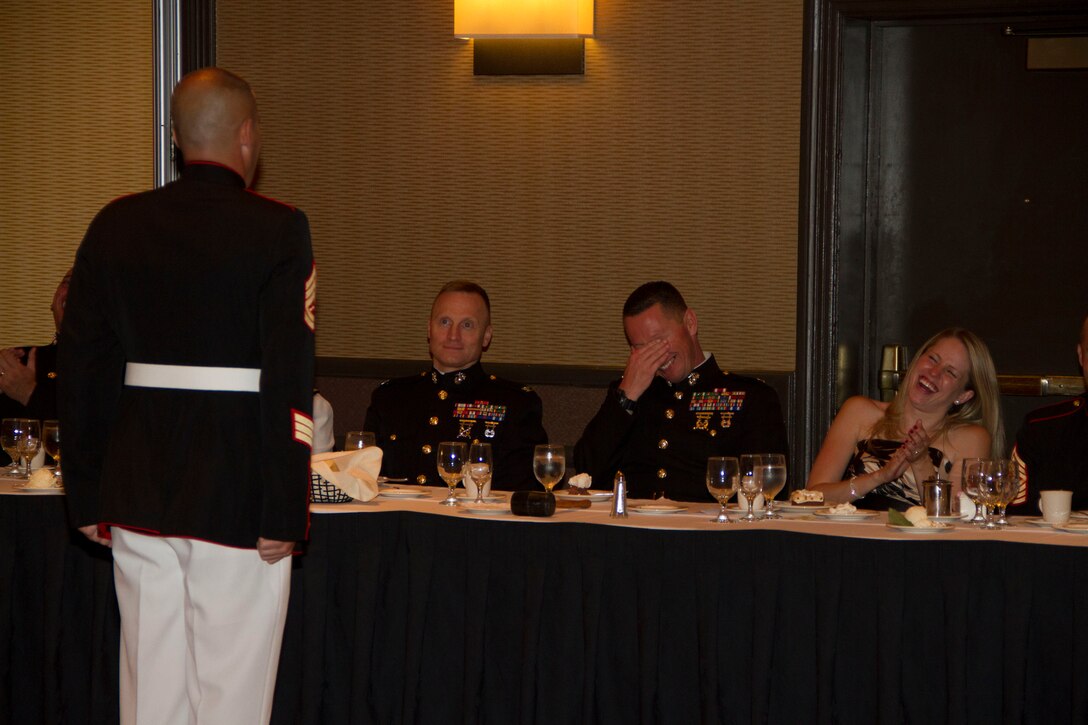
[111, 528, 291, 725]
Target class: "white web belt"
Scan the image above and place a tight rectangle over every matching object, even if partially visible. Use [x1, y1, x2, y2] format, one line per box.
[124, 362, 261, 393]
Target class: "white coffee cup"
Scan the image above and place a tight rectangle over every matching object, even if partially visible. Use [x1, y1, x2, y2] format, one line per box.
[1038, 490, 1073, 525]
[463, 468, 492, 498]
[737, 491, 765, 511]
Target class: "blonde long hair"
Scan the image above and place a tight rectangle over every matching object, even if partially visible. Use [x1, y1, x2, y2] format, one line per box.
[871, 328, 1005, 457]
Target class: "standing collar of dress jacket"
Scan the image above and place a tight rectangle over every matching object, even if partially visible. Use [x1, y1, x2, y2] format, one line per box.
[663, 353, 721, 390]
[180, 160, 246, 188]
[429, 361, 487, 390]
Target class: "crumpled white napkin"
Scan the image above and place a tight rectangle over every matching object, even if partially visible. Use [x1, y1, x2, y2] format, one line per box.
[310, 448, 382, 502]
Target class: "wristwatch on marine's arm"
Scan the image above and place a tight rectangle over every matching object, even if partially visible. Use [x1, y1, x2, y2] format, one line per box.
[615, 387, 637, 414]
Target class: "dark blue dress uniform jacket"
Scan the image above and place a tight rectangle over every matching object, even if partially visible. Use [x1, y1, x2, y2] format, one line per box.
[575, 356, 789, 502]
[1013, 392, 1088, 511]
[58, 162, 315, 548]
[364, 362, 547, 491]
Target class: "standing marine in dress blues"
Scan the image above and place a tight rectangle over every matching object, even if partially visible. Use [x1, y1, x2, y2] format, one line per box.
[364, 281, 547, 490]
[575, 281, 788, 501]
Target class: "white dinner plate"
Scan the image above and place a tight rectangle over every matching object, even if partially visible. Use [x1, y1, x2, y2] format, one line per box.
[379, 487, 430, 499]
[776, 503, 831, 514]
[461, 503, 510, 516]
[554, 490, 613, 502]
[928, 514, 966, 524]
[1054, 522, 1088, 535]
[725, 505, 767, 518]
[813, 510, 880, 522]
[885, 523, 953, 535]
[14, 486, 65, 495]
[630, 504, 686, 515]
[455, 492, 505, 502]
[1023, 517, 1057, 528]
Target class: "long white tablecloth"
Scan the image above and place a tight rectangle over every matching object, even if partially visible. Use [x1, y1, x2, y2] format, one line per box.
[311, 485, 1088, 546]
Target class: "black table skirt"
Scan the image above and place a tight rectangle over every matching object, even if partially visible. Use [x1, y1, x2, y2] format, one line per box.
[0, 494, 119, 725]
[272, 512, 1088, 724]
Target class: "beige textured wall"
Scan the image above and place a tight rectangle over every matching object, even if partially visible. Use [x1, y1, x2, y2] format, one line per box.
[218, 0, 801, 371]
[0, 2, 152, 347]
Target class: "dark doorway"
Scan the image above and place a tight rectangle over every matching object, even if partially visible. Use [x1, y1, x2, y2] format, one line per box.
[797, 1, 1088, 471]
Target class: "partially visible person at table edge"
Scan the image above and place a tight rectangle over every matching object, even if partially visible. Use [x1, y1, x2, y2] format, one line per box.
[0, 269, 71, 463]
[574, 281, 788, 502]
[363, 280, 547, 490]
[1010, 313, 1088, 512]
[805, 328, 1003, 509]
[59, 67, 315, 725]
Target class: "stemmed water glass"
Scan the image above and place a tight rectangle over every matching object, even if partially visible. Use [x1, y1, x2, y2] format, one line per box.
[706, 456, 739, 523]
[1, 418, 24, 477]
[436, 441, 467, 506]
[758, 453, 787, 519]
[961, 457, 987, 525]
[532, 444, 565, 494]
[42, 420, 61, 482]
[467, 442, 493, 504]
[344, 431, 376, 450]
[16, 419, 41, 480]
[737, 454, 765, 522]
[985, 458, 1018, 527]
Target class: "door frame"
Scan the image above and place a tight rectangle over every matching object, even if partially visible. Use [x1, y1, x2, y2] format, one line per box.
[794, 0, 1087, 472]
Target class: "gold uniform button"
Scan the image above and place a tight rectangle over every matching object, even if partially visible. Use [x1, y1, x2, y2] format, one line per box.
[429, 417, 439, 426]
[657, 468, 668, 479]
[665, 409, 675, 420]
[674, 391, 684, 400]
[658, 439, 669, 449]
[47, 372, 57, 379]
[709, 429, 717, 437]
[422, 444, 432, 454]
[438, 390, 448, 400]
[389, 434, 397, 441]
[472, 438, 480, 445]
[416, 475, 428, 484]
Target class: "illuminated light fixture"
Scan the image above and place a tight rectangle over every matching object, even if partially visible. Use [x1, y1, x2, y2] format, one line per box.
[454, 0, 594, 75]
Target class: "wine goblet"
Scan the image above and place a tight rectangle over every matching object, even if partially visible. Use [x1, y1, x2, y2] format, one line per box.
[16, 419, 41, 480]
[42, 420, 61, 482]
[737, 454, 765, 522]
[467, 442, 494, 504]
[986, 458, 1018, 527]
[532, 444, 566, 493]
[759, 453, 787, 519]
[1, 418, 24, 477]
[437, 441, 467, 506]
[344, 431, 376, 450]
[960, 457, 986, 525]
[706, 456, 739, 523]
[975, 459, 1002, 530]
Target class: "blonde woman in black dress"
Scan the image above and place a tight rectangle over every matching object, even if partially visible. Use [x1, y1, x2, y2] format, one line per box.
[806, 328, 1004, 509]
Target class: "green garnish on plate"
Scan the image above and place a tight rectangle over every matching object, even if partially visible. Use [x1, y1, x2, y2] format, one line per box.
[887, 509, 912, 526]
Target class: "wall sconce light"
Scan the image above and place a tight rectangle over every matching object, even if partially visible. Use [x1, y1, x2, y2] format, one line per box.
[454, 0, 594, 75]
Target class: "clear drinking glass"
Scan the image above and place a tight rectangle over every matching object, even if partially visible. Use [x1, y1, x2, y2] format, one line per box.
[1, 418, 24, 476]
[706, 456, 740, 523]
[738, 454, 765, 522]
[42, 420, 60, 481]
[16, 419, 40, 480]
[986, 458, 1018, 527]
[532, 444, 566, 493]
[975, 459, 1003, 530]
[344, 431, 376, 450]
[467, 442, 493, 504]
[760, 453, 787, 519]
[436, 441, 467, 506]
[960, 457, 986, 525]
